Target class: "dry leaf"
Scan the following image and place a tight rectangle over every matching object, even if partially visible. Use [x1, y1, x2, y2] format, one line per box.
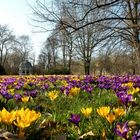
[79, 131, 94, 139]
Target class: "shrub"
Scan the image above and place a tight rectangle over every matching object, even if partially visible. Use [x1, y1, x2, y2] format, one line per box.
[46, 67, 70, 75]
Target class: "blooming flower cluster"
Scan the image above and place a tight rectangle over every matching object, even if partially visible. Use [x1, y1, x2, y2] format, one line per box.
[0, 107, 41, 137]
[0, 75, 139, 139]
[97, 106, 126, 123]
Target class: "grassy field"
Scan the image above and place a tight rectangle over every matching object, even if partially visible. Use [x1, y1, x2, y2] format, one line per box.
[0, 75, 140, 140]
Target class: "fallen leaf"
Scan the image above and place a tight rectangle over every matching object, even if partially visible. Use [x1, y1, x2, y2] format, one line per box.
[79, 131, 94, 139]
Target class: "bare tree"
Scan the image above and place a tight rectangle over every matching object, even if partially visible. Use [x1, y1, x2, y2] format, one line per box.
[54, 25, 74, 72]
[47, 35, 59, 68]
[6, 52, 21, 74]
[38, 34, 59, 70]
[13, 35, 33, 61]
[63, 0, 140, 74]
[29, 0, 140, 74]
[0, 25, 15, 67]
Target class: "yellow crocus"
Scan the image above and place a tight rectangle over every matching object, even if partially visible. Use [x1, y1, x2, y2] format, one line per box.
[21, 96, 30, 103]
[97, 106, 110, 118]
[25, 109, 41, 122]
[47, 90, 59, 101]
[8, 88, 15, 95]
[0, 108, 15, 124]
[135, 87, 140, 93]
[122, 82, 133, 87]
[61, 80, 68, 86]
[113, 108, 126, 118]
[14, 117, 31, 129]
[14, 108, 41, 129]
[127, 82, 134, 87]
[127, 87, 140, 95]
[48, 82, 54, 88]
[71, 77, 80, 81]
[81, 107, 92, 118]
[106, 113, 116, 123]
[69, 87, 80, 96]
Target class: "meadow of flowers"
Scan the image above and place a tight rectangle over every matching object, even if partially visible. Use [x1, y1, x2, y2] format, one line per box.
[0, 75, 140, 140]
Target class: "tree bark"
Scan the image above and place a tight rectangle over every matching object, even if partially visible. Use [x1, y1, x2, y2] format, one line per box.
[84, 59, 90, 75]
[68, 54, 71, 74]
[135, 46, 140, 74]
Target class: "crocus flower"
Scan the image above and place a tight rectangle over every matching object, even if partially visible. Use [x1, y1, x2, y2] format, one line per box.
[47, 90, 59, 101]
[106, 113, 115, 123]
[0, 108, 15, 124]
[61, 80, 68, 86]
[14, 94, 22, 101]
[30, 90, 37, 98]
[114, 121, 129, 139]
[14, 108, 41, 137]
[68, 114, 81, 126]
[97, 106, 110, 118]
[116, 91, 133, 106]
[42, 84, 49, 90]
[4, 93, 13, 100]
[7, 88, 15, 95]
[60, 86, 65, 93]
[113, 108, 126, 118]
[122, 82, 133, 88]
[132, 130, 140, 140]
[81, 107, 92, 118]
[21, 96, 30, 103]
[69, 87, 80, 96]
[14, 108, 41, 129]
[120, 93, 133, 105]
[127, 87, 140, 95]
[15, 85, 22, 90]
[84, 85, 93, 93]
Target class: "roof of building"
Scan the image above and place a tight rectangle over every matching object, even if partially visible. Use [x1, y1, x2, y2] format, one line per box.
[19, 60, 32, 69]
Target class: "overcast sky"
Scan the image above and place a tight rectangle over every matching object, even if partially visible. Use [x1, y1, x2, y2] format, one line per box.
[0, 0, 50, 59]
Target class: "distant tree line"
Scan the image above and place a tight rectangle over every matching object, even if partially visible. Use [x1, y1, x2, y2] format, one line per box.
[1, 0, 140, 75]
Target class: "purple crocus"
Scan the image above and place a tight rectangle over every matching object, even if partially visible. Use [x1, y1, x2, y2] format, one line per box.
[60, 86, 65, 92]
[30, 90, 37, 98]
[85, 85, 93, 93]
[0, 90, 8, 96]
[0, 90, 13, 100]
[24, 91, 30, 96]
[14, 94, 22, 101]
[68, 114, 81, 126]
[15, 85, 21, 90]
[116, 91, 133, 106]
[132, 130, 140, 140]
[42, 84, 49, 90]
[5, 93, 13, 100]
[114, 122, 129, 139]
[119, 93, 133, 106]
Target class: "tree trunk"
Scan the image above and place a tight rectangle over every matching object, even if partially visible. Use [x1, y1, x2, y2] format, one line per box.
[135, 46, 140, 74]
[63, 45, 66, 67]
[84, 59, 90, 75]
[99, 68, 103, 76]
[68, 41, 73, 74]
[68, 55, 71, 74]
